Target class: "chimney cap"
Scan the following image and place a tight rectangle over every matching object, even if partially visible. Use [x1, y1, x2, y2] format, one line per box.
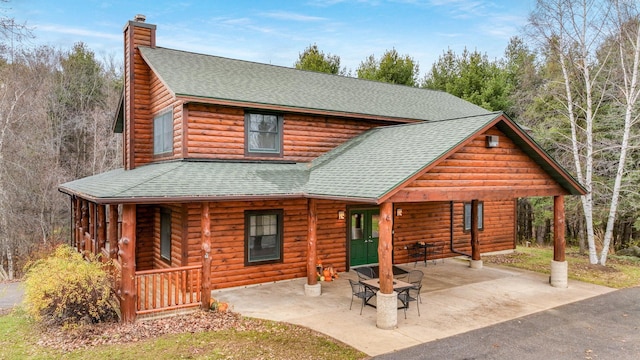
[134, 14, 146, 23]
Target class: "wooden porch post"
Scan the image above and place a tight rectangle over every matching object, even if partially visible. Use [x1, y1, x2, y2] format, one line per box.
[119, 204, 137, 322]
[470, 199, 480, 260]
[80, 200, 89, 253]
[74, 197, 82, 251]
[378, 202, 394, 294]
[89, 202, 96, 254]
[201, 202, 212, 310]
[305, 198, 321, 296]
[97, 205, 106, 254]
[376, 201, 397, 329]
[553, 196, 566, 262]
[108, 204, 119, 260]
[550, 195, 568, 287]
[470, 199, 483, 269]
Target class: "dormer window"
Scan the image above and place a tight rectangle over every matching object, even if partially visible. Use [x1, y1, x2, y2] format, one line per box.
[245, 112, 283, 156]
[153, 110, 173, 155]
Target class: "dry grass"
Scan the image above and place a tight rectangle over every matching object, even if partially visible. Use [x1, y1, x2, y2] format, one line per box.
[0, 308, 367, 360]
[484, 245, 640, 288]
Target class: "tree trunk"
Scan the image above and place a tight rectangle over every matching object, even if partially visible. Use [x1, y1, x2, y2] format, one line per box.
[578, 216, 586, 254]
[6, 246, 14, 280]
[517, 199, 534, 242]
[599, 9, 640, 265]
[535, 224, 545, 246]
[620, 220, 632, 249]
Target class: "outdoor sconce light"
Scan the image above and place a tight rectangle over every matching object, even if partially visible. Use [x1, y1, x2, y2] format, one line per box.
[337, 210, 345, 220]
[486, 135, 499, 148]
[396, 208, 403, 217]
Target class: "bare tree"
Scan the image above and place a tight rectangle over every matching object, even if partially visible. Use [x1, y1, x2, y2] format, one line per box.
[0, 57, 48, 279]
[528, 0, 640, 265]
[598, 0, 640, 264]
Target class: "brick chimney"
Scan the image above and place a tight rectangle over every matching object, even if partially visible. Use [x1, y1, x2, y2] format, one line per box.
[122, 15, 156, 169]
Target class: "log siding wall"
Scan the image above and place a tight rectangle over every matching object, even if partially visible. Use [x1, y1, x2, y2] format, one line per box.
[393, 200, 516, 264]
[395, 127, 567, 201]
[186, 103, 381, 162]
[135, 198, 514, 289]
[135, 205, 155, 271]
[134, 200, 348, 290]
[206, 199, 308, 289]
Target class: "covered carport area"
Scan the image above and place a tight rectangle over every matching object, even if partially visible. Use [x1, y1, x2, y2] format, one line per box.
[302, 113, 587, 329]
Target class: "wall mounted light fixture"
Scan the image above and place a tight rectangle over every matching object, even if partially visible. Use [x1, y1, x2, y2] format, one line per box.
[396, 208, 403, 217]
[337, 210, 345, 220]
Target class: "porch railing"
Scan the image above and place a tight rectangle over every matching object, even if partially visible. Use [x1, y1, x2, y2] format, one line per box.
[135, 265, 203, 315]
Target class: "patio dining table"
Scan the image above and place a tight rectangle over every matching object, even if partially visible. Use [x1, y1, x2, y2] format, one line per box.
[359, 278, 414, 309]
[353, 265, 409, 279]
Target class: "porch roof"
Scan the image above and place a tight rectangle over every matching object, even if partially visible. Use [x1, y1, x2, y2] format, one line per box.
[60, 112, 586, 204]
[59, 161, 309, 203]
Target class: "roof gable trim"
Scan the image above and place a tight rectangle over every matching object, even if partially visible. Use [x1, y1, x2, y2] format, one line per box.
[376, 113, 504, 204]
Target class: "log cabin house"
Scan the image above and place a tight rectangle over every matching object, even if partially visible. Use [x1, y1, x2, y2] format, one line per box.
[59, 15, 586, 324]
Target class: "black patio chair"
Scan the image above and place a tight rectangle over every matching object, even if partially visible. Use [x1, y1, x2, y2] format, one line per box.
[355, 266, 375, 281]
[398, 269, 423, 318]
[348, 279, 376, 314]
[407, 269, 424, 303]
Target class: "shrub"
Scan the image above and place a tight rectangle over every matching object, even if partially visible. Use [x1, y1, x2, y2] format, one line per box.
[23, 245, 118, 326]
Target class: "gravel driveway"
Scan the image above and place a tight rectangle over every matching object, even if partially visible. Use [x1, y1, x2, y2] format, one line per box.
[0, 281, 24, 311]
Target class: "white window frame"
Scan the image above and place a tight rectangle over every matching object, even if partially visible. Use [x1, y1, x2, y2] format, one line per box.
[245, 112, 283, 156]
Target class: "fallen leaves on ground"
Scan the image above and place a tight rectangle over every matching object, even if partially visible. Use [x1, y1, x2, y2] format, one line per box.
[483, 252, 532, 264]
[36, 309, 266, 352]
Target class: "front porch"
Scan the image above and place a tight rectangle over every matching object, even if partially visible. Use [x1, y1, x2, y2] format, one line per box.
[212, 259, 613, 357]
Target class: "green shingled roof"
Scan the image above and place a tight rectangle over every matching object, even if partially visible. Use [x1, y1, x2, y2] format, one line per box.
[70, 45, 586, 203]
[138, 46, 489, 121]
[61, 161, 309, 202]
[305, 113, 502, 199]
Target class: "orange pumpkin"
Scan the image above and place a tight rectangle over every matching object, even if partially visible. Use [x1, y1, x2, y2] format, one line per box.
[217, 302, 229, 312]
[323, 268, 332, 281]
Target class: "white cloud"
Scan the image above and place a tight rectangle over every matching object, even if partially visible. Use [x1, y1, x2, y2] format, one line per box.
[35, 24, 120, 41]
[260, 11, 327, 22]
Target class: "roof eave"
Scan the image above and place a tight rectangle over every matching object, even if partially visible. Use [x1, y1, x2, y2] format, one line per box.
[113, 91, 124, 133]
[59, 189, 307, 205]
[176, 94, 420, 124]
[59, 185, 379, 205]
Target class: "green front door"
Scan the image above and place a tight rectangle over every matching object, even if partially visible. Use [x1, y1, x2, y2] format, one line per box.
[349, 209, 380, 266]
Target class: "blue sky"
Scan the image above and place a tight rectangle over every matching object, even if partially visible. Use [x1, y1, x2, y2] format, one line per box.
[8, 0, 534, 77]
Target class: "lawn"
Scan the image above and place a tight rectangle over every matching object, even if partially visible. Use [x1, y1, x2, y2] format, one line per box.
[0, 308, 367, 360]
[484, 245, 640, 289]
[3, 245, 637, 359]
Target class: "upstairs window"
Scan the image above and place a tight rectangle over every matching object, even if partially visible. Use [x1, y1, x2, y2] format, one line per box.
[245, 113, 283, 156]
[153, 110, 173, 155]
[463, 202, 484, 232]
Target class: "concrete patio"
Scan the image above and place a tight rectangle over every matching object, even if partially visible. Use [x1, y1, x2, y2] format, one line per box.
[212, 258, 614, 357]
